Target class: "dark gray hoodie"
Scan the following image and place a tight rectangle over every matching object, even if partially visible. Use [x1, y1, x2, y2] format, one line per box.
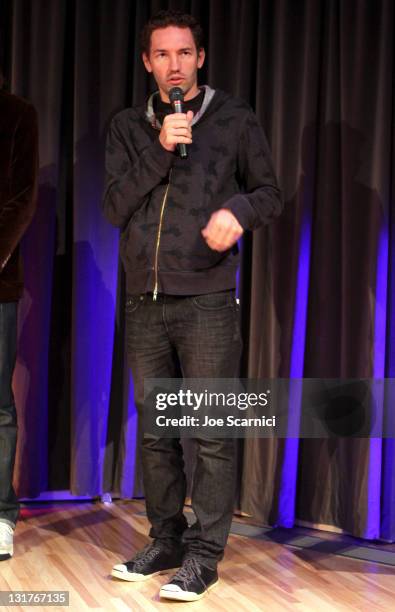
[103, 86, 282, 297]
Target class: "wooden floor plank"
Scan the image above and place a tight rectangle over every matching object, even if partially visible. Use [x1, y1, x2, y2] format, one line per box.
[0, 500, 393, 611]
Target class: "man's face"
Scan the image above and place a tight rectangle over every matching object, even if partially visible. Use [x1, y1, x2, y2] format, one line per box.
[142, 26, 205, 102]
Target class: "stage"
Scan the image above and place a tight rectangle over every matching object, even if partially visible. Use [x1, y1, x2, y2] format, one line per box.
[1, 500, 394, 611]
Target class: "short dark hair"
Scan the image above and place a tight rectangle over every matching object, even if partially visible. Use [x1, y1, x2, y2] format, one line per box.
[140, 9, 204, 55]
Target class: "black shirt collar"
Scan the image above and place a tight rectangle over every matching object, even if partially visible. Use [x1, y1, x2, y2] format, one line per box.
[154, 88, 205, 125]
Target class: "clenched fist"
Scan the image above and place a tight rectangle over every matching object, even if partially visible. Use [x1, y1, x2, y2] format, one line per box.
[202, 209, 244, 252]
[159, 110, 194, 152]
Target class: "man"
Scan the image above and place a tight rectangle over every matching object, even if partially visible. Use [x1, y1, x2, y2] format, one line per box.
[0, 72, 39, 560]
[103, 10, 282, 602]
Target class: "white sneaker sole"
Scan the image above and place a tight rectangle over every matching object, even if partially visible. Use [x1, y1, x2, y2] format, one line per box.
[111, 566, 179, 582]
[159, 579, 219, 601]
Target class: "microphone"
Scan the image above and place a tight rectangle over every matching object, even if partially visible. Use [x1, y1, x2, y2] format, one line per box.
[169, 86, 188, 159]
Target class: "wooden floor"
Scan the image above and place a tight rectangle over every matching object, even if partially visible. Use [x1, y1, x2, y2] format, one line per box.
[1, 500, 395, 611]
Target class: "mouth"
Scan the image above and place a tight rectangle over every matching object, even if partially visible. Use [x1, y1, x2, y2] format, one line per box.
[168, 77, 184, 85]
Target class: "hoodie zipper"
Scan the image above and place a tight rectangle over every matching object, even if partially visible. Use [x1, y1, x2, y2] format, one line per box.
[153, 169, 172, 300]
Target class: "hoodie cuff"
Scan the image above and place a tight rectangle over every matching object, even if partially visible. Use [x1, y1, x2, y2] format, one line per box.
[222, 194, 256, 230]
[144, 138, 175, 176]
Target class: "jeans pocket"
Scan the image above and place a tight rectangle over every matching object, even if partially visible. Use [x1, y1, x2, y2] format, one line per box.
[192, 290, 235, 311]
[125, 294, 144, 314]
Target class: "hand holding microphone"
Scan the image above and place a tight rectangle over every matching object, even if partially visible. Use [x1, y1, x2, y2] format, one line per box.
[159, 87, 193, 158]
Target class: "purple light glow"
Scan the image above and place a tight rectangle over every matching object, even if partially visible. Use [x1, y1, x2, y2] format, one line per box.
[365, 225, 389, 538]
[278, 208, 312, 527]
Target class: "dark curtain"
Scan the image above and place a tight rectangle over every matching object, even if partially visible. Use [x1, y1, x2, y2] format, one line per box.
[1, 0, 395, 540]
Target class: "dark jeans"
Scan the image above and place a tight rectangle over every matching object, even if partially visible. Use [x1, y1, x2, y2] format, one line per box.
[0, 302, 18, 527]
[126, 290, 242, 570]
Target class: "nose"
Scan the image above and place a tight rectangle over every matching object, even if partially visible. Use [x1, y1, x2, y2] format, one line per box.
[169, 53, 181, 72]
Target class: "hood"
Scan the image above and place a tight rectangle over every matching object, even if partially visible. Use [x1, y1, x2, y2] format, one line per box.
[145, 85, 230, 129]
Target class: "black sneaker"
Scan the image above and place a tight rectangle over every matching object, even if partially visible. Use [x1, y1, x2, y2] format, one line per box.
[159, 558, 218, 601]
[111, 542, 183, 582]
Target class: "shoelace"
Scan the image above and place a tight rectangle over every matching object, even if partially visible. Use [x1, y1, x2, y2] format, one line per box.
[171, 558, 202, 585]
[132, 544, 162, 570]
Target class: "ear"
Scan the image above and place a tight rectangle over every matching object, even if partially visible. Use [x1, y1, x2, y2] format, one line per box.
[142, 52, 152, 73]
[197, 48, 205, 69]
